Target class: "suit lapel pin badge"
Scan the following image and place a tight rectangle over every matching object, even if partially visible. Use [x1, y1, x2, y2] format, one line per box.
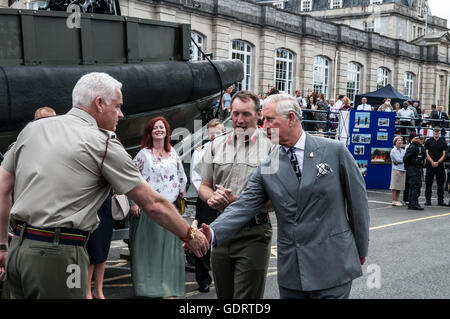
[316, 162, 332, 177]
[309, 152, 314, 158]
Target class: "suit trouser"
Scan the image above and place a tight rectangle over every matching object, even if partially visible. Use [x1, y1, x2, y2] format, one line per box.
[211, 222, 272, 299]
[5, 235, 89, 299]
[403, 171, 410, 202]
[425, 165, 445, 203]
[194, 197, 219, 287]
[279, 281, 352, 299]
[408, 171, 422, 207]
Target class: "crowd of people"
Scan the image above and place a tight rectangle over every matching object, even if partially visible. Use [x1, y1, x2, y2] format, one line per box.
[2, 74, 448, 300]
[389, 127, 450, 211]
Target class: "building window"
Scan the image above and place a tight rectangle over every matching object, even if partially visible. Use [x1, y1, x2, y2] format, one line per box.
[190, 31, 204, 61]
[274, 48, 294, 94]
[330, 0, 342, 9]
[230, 40, 253, 91]
[301, 0, 312, 12]
[273, 1, 285, 9]
[28, 1, 46, 9]
[370, 0, 382, 4]
[377, 67, 390, 89]
[347, 62, 361, 104]
[404, 72, 415, 98]
[417, 0, 424, 17]
[313, 56, 330, 99]
[364, 21, 375, 32]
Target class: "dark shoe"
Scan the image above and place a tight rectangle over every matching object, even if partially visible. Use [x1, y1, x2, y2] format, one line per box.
[408, 205, 424, 211]
[198, 283, 210, 293]
[424, 201, 432, 206]
[438, 202, 447, 206]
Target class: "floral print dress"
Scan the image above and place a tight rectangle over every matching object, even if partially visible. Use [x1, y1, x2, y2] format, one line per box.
[129, 147, 187, 298]
[132, 147, 187, 203]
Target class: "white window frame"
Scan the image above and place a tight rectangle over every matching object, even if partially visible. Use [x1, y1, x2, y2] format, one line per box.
[330, 0, 342, 9]
[377, 67, 390, 89]
[347, 62, 362, 104]
[230, 40, 253, 91]
[190, 31, 204, 61]
[404, 72, 415, 98]
[28, 1, 46, 9]
[417, 0, 424, 17]
[313, 56, 330, 99]
[301, 0, 312, 12]
[272, 1, 285, 9]
[274, 48, 294, 95]
[364, 21, 375, 32]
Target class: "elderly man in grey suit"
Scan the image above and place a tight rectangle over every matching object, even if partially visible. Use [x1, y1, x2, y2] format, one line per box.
[199, 93, 370, 299]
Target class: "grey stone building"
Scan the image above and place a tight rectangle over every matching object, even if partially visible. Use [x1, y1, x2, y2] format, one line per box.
[1, 0, 449, 110]
[261, 0, 448, 42]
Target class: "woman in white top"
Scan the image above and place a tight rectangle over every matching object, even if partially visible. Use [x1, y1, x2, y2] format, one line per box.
[129, 116, 187, 298]
[390, 135, 406, 206]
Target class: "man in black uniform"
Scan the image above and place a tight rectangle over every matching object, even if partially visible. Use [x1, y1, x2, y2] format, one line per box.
[404, 134, 426, 210]
[424, 127, 447, 206]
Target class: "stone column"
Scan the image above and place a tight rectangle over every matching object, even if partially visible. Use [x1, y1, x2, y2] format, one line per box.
[258, 29, 276, 95]
[300, 38, 316, 98]
[211, 18, 230, 61]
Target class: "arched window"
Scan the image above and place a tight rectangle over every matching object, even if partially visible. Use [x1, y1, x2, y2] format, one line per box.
[377, 67, 390, 89]
[347, 62, 362, 104]
[274, 48, 294, 94]
[313, 56, 330, 99]
[230, 40, 253, 91]
[404, 72, 415, 98]
[190, 31, 204, 61]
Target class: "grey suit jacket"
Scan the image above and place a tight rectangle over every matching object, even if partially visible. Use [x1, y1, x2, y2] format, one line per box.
[210, 133, 370, 292]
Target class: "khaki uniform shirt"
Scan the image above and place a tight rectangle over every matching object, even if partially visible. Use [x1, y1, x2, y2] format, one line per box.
[1, 108, 144, 231]
[195, 128, 275, 198]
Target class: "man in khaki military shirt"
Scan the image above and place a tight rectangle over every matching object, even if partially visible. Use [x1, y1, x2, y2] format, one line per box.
[0, 72, 209, 299]
[195, 90, 275, 299]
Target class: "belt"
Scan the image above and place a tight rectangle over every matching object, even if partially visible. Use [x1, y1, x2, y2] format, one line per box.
[14, 222, 89, 247]
[248, 212, 270, 227]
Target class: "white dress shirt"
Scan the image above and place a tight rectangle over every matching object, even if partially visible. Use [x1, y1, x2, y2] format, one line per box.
[397, 108, 414, 121]
[357, 104, 372, 111]
[190, 141, 210, 192]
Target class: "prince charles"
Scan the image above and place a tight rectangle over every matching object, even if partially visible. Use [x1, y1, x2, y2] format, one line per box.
[201, 94, 370, 299]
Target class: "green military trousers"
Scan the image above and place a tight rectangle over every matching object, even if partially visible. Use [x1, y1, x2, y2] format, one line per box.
[5, 235, 89, 299]
[211, 222, 272, 299]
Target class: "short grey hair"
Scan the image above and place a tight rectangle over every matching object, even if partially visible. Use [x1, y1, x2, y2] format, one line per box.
[263, 93, 302, 121]
[72, 72, 122, 108]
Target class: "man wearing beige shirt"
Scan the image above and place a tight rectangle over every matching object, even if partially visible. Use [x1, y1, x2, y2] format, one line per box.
[195, 91, 275, 299]
[0, 72, 209, 299]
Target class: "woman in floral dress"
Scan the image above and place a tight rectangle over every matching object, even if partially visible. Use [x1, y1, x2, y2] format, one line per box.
[129, 116, 187, 298]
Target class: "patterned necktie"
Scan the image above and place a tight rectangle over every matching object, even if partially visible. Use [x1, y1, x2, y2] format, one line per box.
[288, 148, 302, 180]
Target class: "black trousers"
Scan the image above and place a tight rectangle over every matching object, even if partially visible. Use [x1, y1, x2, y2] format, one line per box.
[403, 171, 410, 202]
[408, 171, 422, 207]
[425, 165, 445, 203]
[194, 197, 219, 287]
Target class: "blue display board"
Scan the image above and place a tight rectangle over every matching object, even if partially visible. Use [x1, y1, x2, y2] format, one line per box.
[348, 110, 396, 189]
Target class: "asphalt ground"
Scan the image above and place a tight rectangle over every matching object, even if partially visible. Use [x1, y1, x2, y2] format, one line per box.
[102, 183, 450, 299]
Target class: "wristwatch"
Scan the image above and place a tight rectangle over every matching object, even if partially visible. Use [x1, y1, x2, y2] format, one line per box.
[180, 226, 195, 243]
[0, 243, 8, 251]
